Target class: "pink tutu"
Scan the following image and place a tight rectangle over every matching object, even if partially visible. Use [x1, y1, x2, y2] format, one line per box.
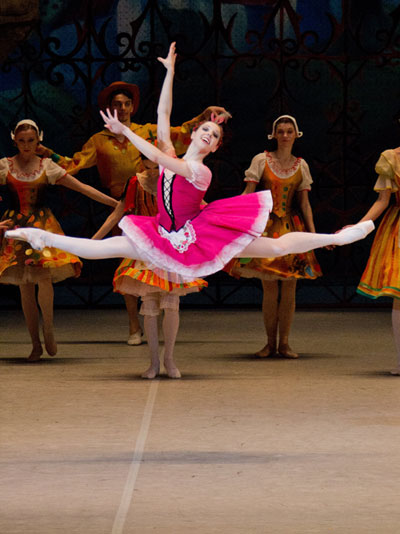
[119, 164, 272, 282]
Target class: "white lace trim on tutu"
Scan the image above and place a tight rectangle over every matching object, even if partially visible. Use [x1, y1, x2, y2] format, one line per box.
[158, 220, 197, 253]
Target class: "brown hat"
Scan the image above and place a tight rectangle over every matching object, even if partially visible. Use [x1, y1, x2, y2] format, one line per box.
[97, 81, 140, 115]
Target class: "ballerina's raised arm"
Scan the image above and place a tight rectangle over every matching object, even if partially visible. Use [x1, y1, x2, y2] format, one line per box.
[156, 41, 177, 157]
[100, 43, 193, 179]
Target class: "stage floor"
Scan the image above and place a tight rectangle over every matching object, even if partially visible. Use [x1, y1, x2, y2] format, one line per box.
[1, 308, 400, 533]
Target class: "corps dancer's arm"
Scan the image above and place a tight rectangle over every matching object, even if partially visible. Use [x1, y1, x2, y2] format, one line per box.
[92, 201, 126, 240]
[242, 182, 257, 195]
[36, 137, 97, 175]
[359, 190, 391, 222]
[57, 174, 118, 207]
[0, 219, 12, 230]
[297, 190, 316, 233]
[242, 154, 265, 195]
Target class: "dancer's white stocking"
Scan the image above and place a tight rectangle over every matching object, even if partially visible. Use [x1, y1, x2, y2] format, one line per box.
[238, 221, 374, 258]
[391, 300, 400, 374]
[6, 229, 144, 260]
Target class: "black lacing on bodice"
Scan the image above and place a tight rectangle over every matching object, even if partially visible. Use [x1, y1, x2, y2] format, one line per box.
[162, 171, 176, 231]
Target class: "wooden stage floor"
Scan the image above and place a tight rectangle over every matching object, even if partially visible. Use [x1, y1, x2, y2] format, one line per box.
[1, 308, 400, 533]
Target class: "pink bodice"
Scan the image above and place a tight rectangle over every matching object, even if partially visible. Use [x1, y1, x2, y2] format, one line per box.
[157, 170, 205, 233]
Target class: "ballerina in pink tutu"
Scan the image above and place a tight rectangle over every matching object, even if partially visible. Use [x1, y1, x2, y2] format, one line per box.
[6, 43, 374, 277]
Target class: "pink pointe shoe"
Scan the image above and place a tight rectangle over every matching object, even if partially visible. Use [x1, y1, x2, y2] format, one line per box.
[5, 228, 49, 251]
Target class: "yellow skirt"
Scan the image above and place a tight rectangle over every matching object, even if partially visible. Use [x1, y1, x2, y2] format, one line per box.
[357, 206, 400, 299]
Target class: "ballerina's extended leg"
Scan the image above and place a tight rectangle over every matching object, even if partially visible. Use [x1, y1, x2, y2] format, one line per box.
[5, 228, 144, 260]
[238, 220, 374, 258]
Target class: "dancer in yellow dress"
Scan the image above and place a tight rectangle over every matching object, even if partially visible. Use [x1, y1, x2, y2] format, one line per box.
[0, 119, 117, 361]
[227, 115, 321, 358]
[357, 148, 400, 374]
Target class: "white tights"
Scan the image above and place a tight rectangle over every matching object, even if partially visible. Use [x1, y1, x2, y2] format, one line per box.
[5, 220, 374, 261]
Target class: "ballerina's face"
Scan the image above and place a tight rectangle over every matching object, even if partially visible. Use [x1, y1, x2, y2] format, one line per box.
[14, 128, 39, 159]
[191, 121, 221, 153]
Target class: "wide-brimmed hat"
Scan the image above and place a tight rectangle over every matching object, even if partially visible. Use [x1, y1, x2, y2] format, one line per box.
[97, 81, 140, 115]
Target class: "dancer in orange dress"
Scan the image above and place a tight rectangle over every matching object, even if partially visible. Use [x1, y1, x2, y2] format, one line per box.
[227, 116, 321, 358]
[0, 119, 117, 361]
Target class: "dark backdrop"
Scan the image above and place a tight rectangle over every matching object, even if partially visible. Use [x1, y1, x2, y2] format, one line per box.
[1, 0, 399, 308]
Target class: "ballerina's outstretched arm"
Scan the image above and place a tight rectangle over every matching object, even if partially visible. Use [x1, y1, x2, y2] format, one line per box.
[5, 220, 374, 261]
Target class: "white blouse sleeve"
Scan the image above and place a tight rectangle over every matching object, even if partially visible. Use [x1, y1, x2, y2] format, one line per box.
[244, 153, 266, 183]
[297, 159, 313, 191]
[0, 158, 9, 185]
[43, 158, 67, 184]
[185, 160, 212, 191]
[374, 150, 399, 192]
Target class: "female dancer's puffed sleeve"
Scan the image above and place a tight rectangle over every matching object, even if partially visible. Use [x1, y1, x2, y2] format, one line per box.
[244, 153, 266, 183]
[374, 150, 399, 192]
[298, 159, 313, 191]
[0, 158, 8, 185]
[185, 160, 212, 191]
[43, 158, 68, 184]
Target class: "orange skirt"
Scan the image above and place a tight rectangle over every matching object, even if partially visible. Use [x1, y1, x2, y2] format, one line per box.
[0, 207, 81, 285]
[226, 211, 322, 281]
[113, 258, 207, 297]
